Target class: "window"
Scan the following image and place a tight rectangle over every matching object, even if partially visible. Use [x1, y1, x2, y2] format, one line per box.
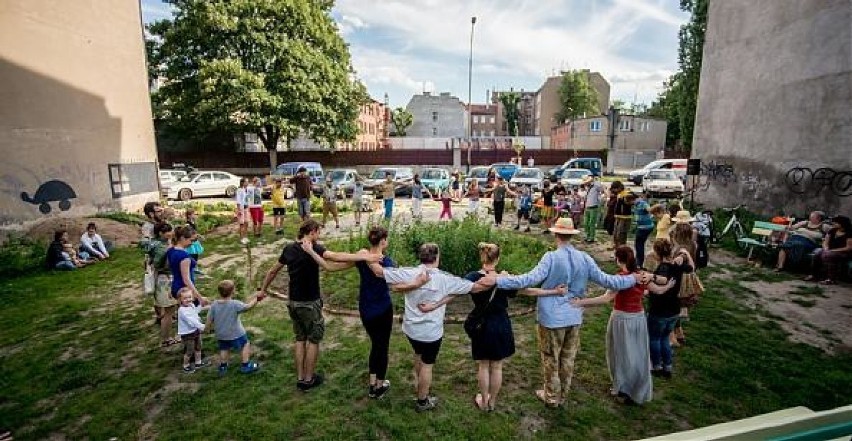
[108, 162, 158, 199]
[490, 130, 495, 137]
[619, 119, 631, 131]
[432, 111, 438, 122]
[589, 120, 602, 132]
[214, 173, 230, 181]
[196, 173, 213, 183]
[432, 127, 438, 136]
[489, 116, 495, 124]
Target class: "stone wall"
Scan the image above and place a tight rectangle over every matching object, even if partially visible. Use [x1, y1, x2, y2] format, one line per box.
[691, 0, 851, 217]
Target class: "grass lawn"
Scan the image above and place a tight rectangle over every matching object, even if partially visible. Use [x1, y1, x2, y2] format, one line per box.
[0, 218, 850, 440]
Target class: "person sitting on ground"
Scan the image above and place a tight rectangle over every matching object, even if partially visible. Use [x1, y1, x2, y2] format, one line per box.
[177, 287, 209, 373]
[775, 211, 827, 272]
[46, 230, 77, 271]
[805, 215, 852, 285]
[80, 222, 110, 260]
[64, 243, 93, 268]
[206, 280, 264, 375]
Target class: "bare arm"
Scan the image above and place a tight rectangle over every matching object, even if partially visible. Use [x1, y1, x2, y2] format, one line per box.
[390, 271, 430, 293]
[572, 290, 617, 307]
[180, 258, 204, 302]
[518, 284, 568, 297]
[204, 309, 214, 334]
[417, 295, 454, 313]
[323, 249, 381, 263]
[302, 242, 357, 272]
[259, 262, 284, 296]
[647, 279, 675, 294]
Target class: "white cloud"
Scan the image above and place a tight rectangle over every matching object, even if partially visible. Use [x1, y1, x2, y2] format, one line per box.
[338, 14, 369, 34]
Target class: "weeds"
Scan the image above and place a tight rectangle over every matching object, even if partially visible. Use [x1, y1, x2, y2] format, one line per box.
[0, 234, 46, 280]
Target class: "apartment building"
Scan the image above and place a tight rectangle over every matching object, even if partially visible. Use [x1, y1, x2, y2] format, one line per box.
[491, 90, 537, 136]
[405, 92, 466, 138]
[466, 104, 498, 137]
[533, 70, 610, 137]
[339, 99, 388, 150]
[550, 114, 666, 152]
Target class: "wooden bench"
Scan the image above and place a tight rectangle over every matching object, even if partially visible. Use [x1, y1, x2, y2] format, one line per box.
[737, 221, 788, 260]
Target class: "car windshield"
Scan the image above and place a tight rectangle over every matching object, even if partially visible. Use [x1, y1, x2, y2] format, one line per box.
[469, 168, 489, 178]
[564, 170, 590, 179]
[370, 169, 395, 179]
[644, 161, 666, 170]
[493, 165, 515, 172]
[648, 170, 677, 180]
[514, 169, 540, 178]
[179, 173, 199, 182]
[329, 170, 348, 182]
[422, 170, 444, 179]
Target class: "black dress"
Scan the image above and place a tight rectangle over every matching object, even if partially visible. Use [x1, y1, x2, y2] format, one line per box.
[465, 271, 517, 361]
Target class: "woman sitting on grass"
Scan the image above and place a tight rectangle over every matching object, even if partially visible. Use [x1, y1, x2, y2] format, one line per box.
[418, 243, 566, 412]
[572, 246, 673, 405]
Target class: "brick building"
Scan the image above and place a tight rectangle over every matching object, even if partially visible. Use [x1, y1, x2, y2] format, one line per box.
[465, 103, 498, 137]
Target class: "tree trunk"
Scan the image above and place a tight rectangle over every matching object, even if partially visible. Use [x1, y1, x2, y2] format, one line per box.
[259, 125, 280, 171]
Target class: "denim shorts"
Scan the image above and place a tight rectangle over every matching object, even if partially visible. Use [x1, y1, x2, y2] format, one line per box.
[217, 334, 249, 351]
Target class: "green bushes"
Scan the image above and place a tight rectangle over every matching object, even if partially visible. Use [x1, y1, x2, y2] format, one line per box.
[94, 211, 147, 225]
[0, 234, 47, 280]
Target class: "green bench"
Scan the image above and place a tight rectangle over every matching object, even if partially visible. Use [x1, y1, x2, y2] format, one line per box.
[737, 221, 787, 260]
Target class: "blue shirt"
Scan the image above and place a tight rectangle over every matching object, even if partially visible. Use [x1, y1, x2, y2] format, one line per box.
[356, 256, 395, 320]
[167, 248, 195, 296]
[519, 191, 533, 210]
[496, 245, 636, 328]
[634, 199, 654, 230]
[412, 184, 424, 199]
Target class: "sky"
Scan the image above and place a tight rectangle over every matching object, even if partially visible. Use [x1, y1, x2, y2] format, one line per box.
[140, 0, 688, 109]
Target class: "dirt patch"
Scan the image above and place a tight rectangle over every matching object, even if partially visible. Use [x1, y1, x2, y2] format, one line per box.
[517, 414, 547, 439]
[26, 217, 140, 247]
[138, 372, 201, 440]
[738, 279, 852, 353]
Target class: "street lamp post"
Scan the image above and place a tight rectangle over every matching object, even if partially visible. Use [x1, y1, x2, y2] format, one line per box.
[466, 16, 476, 173]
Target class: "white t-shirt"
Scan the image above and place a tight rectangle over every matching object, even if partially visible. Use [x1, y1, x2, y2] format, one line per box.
[235, 187, 248, 209]
[80, 232, 107, 256]
[177, 304, 206, 336]
[383, 265, 474, 342]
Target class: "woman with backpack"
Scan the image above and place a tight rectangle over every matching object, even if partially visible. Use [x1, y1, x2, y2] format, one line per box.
[147, 222, 179, 347]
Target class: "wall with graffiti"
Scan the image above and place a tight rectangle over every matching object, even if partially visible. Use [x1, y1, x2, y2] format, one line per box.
[0, 2, 159, 227]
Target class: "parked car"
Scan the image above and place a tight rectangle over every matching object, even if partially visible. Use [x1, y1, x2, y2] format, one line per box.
[628, 159, 687, 185]
[560, 168, 593, 188]
[563, 157, 603, 176]
[365, 167, 415, 197]
[465, 166, 491, 189]
[490, 163, 519, 181]
[159, 169, 187, 186]
[320, 168, 360, 197]
[510, 167, 545, 192]
[264, 161, 323, 198]
[165, 171, 242, 201]
[419, 168, 450, 194]
[642, 169, 685, 198]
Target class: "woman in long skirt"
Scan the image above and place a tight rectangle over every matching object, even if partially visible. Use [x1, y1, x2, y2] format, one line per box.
[572, 246, 671, 405]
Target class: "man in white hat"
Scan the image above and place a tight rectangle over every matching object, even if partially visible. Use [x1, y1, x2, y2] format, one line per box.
[581, 175, 604, 243]
[495, 217, 649, 407]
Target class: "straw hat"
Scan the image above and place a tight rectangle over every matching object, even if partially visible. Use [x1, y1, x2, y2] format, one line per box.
[673, 210, 695, 224]
[549, 217, 581, 235]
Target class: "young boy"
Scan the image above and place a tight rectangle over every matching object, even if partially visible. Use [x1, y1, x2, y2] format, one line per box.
[177, 287, 209, 373]
[206, 280, 264, 375]
[271, 179, 286, 234]
[514, 185, 532, 232]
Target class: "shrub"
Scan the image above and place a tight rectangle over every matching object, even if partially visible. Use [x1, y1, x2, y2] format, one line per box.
[0, 234, 47, 279]
[94, 211, 147, 225]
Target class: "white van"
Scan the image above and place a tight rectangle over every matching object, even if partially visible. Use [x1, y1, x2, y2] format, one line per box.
[628, 159, 687, 185]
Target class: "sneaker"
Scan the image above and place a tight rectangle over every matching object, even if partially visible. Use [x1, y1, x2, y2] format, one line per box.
[301, 373, 324, 391]
[182, 365, 195, 374]
[514, 225, 520, 230]
[194, 359, 211, 369]
[240, 361, 259, 374]
[239, 237, 250, 245]
[370, 380, 391, 400]
[415, 395, 438, 412]
[218, 363, 228, 377]
[524, 227, 531, 232]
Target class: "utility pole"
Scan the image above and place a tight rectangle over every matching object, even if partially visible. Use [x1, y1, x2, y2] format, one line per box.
[466, 16, 476, 173]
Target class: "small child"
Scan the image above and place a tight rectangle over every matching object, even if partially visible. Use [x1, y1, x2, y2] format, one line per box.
[206, 280, 263, 375]
[62, 243, 90, 268]
[438, 187, 453, 220]
[570, 188, 584, 229]
[515, 185, 532, 232]
[177, 287, 209, 373]
[185, 209, 204, 261]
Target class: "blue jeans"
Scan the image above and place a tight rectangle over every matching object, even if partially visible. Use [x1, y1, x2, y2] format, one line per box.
[297, 198, 310, 219]
[383, 199, 394, 219]
[55, 260, 76, 270]
[635, 228, 653, 268]
[647, 315, 679, 369]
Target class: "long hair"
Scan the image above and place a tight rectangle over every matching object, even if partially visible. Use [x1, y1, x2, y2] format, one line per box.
[614, 245, 638, 273]
[671, 223, 696, 258]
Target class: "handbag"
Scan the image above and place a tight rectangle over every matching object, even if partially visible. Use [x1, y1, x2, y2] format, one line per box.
[464, 286, 497, 338]
[144, 265, 156, 295]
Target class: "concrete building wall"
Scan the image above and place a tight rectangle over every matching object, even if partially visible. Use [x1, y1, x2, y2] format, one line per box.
[551, 116, 666, 153]
[0, 1, 159, 227]
[692, 0, 852, 216]
[405, 92, 466, 138]
[533, 71, 611, 138]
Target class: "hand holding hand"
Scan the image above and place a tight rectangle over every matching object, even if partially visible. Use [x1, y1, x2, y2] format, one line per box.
[554, 284, 568, 295]
[570, 297, 583, 307]
[417, 302, 437, 313]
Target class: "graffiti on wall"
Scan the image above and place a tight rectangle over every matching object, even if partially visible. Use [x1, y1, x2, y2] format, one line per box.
[693, 160, 736, 191]
[785, 167, 852, 197]
[20, 180, 77, 214]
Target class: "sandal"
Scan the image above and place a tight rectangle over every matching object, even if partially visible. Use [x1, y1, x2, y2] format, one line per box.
[161, 338, 179, 348]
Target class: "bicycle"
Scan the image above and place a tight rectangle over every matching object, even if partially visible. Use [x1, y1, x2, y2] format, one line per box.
[712, 204, 748, 248]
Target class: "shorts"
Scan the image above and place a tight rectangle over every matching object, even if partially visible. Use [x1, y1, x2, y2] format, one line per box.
[288, 299, 325, 343]
[541, 206, 555, 218]
[217, 334, 249, 351]
[518, 208, 531, 219]
[181, 330, 201, 356]
[249, 206, 264, 224]
[272, 207, 286, 216]
[407, 336, 443, 365]
[236, 208, 248, 224]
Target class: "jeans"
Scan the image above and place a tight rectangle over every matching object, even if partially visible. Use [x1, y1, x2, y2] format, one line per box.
[383, 199, 394, 219]
[297, 198, 310, 219]
[647, 315, 679, 370]
[584, 206, 600, 241]
[55, 260, 76, 270]
[635, 228, 653, 268]
[493, 200, 505, 225]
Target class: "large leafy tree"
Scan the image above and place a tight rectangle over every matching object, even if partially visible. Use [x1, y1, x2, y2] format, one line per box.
[555, 70, 599, 124]
[498, 91, 520, 136]
[147, 0, 367, 168]
[390, 107, 413, 136]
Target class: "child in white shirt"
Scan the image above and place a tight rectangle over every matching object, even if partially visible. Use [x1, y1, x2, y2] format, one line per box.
[177, 288, 209, 373]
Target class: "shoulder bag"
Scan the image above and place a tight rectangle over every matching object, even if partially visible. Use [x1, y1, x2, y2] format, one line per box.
[464, 285, 497, 338]
[677, 250, 703, 307]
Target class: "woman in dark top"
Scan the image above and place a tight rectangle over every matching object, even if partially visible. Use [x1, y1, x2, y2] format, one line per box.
[604, 181, 625, 236]
[541, 181, 556, 233]
[46, 230, 71, 270]
[463, 243, 565, 411]
[166, 226, 205, 304]
[646, 238, 693, 378]
[806, 215, 852, 285]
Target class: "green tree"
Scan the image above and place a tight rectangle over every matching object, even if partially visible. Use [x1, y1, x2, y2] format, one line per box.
[390, 107, 413, 136]
[648, 75, 683, 148]
[498, 91, 520, 136]
[147, 0, 366, 169]
[676, 0, 708, 152]
[555, 70, 599, 124]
